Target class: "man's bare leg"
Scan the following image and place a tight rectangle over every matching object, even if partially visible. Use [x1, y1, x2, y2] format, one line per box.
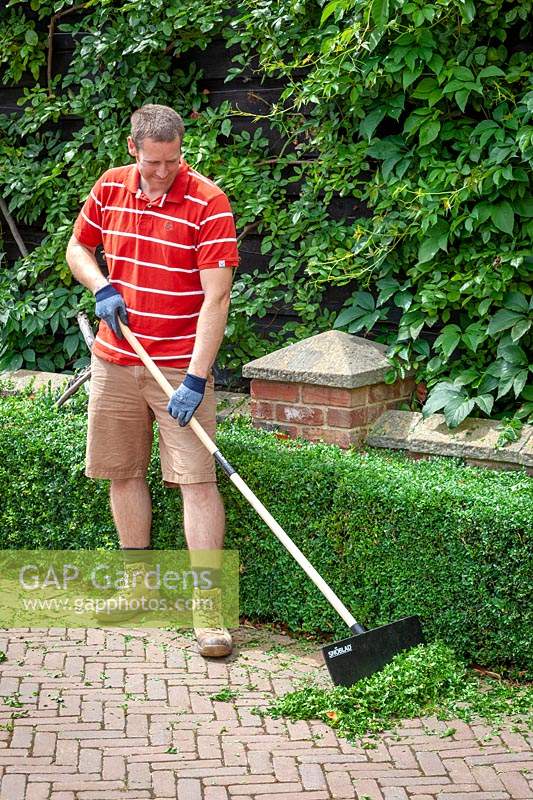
[109, 477, 152, 547]
[95, 478, 153, 623]
[179, 482, 231, 657]
[180, 482, 225, 552]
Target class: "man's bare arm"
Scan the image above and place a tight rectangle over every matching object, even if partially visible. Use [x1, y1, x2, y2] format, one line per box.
[66, 235, 108, 295]
[188, 268, 233, 379]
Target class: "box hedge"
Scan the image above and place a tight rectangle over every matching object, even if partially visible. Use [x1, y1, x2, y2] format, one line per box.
[0, 385, 531, 675]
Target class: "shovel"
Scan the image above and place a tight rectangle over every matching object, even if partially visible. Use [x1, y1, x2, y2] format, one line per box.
[118, 321, 424, 685]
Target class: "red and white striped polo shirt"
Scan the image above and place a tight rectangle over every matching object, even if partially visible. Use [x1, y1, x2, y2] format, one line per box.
[73, 159, 239, 368]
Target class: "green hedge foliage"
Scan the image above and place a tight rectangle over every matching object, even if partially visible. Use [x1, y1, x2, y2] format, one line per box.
[0, 386, 531, 674]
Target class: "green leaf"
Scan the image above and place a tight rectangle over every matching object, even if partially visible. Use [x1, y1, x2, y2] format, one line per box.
[422, 381, 462, 417]
[478, 299, 492, 316]
[419, 120, 441, 147]
[366, 139, 403, 160]
[412, 78, 438, 99]
[348, 310, 381, 333]
[426, 356, 442, 373]
[418, 230, 445, 264]
[458, 1, 476, 25]
[491, 201, 514, 234]
[320, 0, 341, 26]
[521, 385, 533, 401]
[497, 342, 527, 366]
[455, 90, 470, 112]
[444, 396, 476, 428]
[403, 68, 422, 90]
[477, 374, 499, 394]
[220, 119, 232, 137]
[474, 394, 494, 415]
[0, 353, 23, 372]
[454, 368, 478, 387]
[360, 109, 386, 142]
[434, 325, 461, 359]
[25, 29, 39, 46]
[510, 319, 531, 342]
[503, 291, 529, 314]
[64, 335, 79, 358]
[334, 305, 367, 328]
[513, 370, 528, 398]
[353, 291, 375, 311]
[478, 66, 505, 79]
[487, 309, 523, 336]
[462, 323, 486, 353]
[376, 277, 400, 305]
[371, 0, 389, 29]
[514, 198, 533, 217]
[394, 291, 413, 311]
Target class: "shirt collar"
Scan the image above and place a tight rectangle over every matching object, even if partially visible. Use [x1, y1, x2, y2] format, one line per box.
[125, 159, 189, 205]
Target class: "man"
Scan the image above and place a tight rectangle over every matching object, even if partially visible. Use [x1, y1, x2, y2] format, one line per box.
[66, 104, 239, 657]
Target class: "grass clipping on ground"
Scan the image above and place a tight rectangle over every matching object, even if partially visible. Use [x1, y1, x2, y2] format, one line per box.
[263, 643, 532, 743]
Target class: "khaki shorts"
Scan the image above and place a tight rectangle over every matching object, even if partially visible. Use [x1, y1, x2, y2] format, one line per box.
[86, 353, 216, 485]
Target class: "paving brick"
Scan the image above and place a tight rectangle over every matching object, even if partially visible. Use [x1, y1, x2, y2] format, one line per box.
[299, 762, 328, 790]
[416, 749, 447, 775]
[328, 770, 358, 798]
[151, 770, 176, 797]
[0, 773, 28, 800]
[25, 783, 51, 800]
[102, 755, 125, 781]
[438, 794, 510, 800]
[471, 765, 506, 791]
[383, 788, 409, 800]
[247, 750, 272, 773]
[204, 788, 229, 800]
[498, 770, 532, 797]
[228, 786, 303, 796]
[274, 756, 299, 782]
[78, 747, 102, 774]
[175, 778, 204, 799]
[388, 745, 418, 769]
[259, 794, 329, 800]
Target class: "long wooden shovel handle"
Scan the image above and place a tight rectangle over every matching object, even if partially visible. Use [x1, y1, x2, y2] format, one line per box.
[118, 320, 363, 633]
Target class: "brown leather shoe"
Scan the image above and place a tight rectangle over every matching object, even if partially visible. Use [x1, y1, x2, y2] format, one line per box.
[192, 587, 233, 658]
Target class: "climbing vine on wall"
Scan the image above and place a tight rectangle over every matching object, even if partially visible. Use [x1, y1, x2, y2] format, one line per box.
[0, 0, 532, 426]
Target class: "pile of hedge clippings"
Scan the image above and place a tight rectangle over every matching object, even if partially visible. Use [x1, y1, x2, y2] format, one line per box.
[261, 643, 532, 743]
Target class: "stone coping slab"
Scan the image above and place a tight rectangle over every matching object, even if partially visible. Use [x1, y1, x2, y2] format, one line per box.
[368, 410, 533, 468]
[1, 369, 250, 421]
[243, 330, 410, 389]
[1, 368, 70, 392]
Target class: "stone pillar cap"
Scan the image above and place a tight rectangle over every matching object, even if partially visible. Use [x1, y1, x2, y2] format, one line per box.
[242, 330, 394, 389]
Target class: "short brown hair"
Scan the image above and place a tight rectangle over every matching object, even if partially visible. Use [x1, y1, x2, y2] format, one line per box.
[130, 104, 185, 149]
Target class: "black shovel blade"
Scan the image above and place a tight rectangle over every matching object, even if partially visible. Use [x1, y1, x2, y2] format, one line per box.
[322, 615, 424, 687]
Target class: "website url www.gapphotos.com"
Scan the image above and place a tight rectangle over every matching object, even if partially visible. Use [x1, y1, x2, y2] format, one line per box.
[21, 596, 214, 614]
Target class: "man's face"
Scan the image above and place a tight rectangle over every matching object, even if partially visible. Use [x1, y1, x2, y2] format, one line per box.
[127, 136, 182, 193]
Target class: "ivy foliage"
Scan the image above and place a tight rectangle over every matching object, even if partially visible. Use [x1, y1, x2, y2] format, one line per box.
[0, 0, 532, 425]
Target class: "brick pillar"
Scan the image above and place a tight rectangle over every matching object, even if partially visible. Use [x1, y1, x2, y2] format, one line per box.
[250, 377, 415, 448]
[242, 330, 416, 450]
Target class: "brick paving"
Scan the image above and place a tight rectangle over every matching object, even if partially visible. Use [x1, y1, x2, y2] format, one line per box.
[0, 626, 531, 799]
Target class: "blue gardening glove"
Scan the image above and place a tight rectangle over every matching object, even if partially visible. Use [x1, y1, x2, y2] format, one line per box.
[95, 284, 128, 339]
[167, 373, 206, 427]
